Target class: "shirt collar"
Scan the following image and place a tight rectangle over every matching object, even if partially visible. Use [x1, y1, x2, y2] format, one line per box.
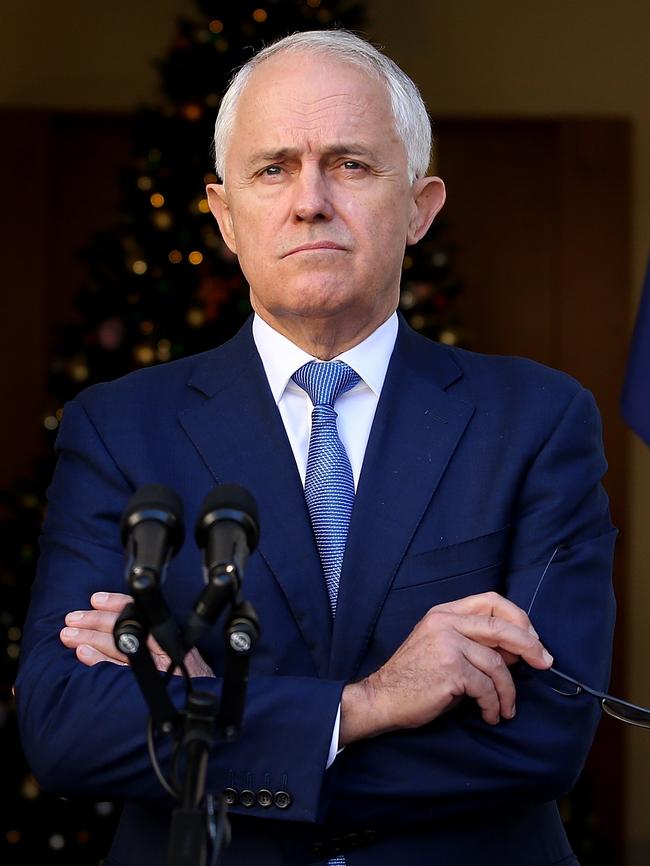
[252, 312, 398, 404]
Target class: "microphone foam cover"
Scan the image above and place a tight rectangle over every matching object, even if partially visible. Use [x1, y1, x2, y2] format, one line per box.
[120, 484, 185, 552]
[196, 484, 259, 551]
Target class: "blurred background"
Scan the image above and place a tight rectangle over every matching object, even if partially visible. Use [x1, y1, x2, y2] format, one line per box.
[1, 0, 648, 863]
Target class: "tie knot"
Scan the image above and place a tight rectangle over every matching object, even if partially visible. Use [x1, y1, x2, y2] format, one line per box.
[292, 360, 360, 408]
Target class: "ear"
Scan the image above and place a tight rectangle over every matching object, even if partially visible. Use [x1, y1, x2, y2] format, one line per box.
[406, 176, 446, 246]
[206, 183, 237, 254]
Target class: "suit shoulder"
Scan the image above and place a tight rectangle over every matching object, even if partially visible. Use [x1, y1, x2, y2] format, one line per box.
[443, 343, 586, 403]
[72, 352, 198, 413]
[69, 322, 251, 418]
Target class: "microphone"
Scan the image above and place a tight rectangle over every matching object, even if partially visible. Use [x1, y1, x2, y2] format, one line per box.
[121, 484, 184, 584]
[120, 484, 187, 667]
[184, 484, 259, 649]
[196, 484, 259, 588]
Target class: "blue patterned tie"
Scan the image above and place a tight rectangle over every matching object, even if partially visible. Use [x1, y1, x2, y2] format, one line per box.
[292, 360, 360, 614]
[292, 361, 360, 866]
[293, 361, 359, 866]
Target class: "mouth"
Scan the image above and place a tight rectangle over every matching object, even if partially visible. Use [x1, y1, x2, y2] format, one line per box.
[282, 241, 347, 257]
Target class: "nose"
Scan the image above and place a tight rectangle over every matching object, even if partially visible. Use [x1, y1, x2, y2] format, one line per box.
[292, 165, 334, 222]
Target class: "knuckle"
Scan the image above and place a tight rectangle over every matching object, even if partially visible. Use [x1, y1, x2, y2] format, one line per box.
[489, 651, 503, 668]
[423, 609, 448, 636]
[424, 607, 442, 624]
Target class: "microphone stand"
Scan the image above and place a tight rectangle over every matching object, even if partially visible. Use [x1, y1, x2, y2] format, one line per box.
[167, 594, 260, 866]
[220, 601, 260, 741]
[167, 690, 219, 866]
[114, 602, 180, 736]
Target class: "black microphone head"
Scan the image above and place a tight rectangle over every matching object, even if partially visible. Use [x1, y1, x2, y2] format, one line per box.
[195, 484, 259, 552]
[120, 484, 185, 554]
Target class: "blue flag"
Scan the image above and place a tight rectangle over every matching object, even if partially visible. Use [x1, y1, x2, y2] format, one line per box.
[621, 256, 650, 445]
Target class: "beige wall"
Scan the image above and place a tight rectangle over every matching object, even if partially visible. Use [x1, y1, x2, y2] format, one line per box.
[0, 1, 196, 109]
[3, 0, 649, 859]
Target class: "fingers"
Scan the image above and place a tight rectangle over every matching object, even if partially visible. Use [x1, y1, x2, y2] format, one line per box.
[440, 611, 552, 670]
[184, 648, 216, 679]
[64, 593, 132, 636]
[352, 593, 553, 737]
[74, 644, 128, 667]
[436, 591, 534, 632]
[430, 592, 552, 670]
[145, 636, 174, 673]
[62, 592, 214, 679]
[64, 608, 121, 633]
[91, 591, 134, 612]
[460, 639, 516, 724]
[60, 624, 128, 664]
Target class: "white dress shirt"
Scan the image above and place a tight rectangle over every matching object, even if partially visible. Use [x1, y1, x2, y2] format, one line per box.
[252, 312, 398, 487]
[252, 311, 399, 766]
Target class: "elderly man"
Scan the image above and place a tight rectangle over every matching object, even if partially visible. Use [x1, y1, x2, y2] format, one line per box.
[17, 30, 615, 866]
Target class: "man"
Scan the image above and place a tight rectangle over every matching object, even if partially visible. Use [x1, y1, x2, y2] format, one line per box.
[17, 30, 616, 866]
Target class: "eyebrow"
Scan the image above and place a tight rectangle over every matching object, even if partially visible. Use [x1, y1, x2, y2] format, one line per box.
[246, 143, 376, 166]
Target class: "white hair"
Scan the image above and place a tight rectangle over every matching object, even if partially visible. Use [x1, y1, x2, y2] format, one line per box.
[213, 30, 432, 184]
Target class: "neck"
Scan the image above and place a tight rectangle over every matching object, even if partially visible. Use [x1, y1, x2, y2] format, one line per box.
[253, 309, 395, 360]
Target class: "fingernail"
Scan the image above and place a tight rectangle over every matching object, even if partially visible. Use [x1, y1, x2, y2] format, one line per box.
[78, 645, 93, 658]
[528, 625, 539, 638]
[542, 650, 553, 665]
[93, 592, 108, 603]
[67, 611, 84, 622]
[509, 705, 516, 719]
[62, 627, 79, 638]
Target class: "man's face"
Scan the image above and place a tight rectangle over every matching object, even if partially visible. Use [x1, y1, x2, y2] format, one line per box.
[207, 52, 445, 346]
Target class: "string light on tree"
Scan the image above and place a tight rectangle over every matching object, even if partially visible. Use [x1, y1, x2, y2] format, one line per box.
[153, 210, 173, 230]
[134, 344, 156, 365]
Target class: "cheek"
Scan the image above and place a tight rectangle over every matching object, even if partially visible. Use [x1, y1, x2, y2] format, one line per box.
[340, 196, 358, 218]
[232, 217, 273, 262]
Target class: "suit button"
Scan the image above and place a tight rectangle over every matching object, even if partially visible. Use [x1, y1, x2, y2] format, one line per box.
[344, 833, 360, 848]
[257, 788, 273, 807]
[363, 829, 377, 843]
[274, 790, 292, 809]
[313, 842, 326, 856]
[240, 789, 256, 807]
[223, 787, 238, 806]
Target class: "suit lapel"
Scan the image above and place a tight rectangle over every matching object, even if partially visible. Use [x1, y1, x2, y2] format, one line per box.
[329, 322, 475, 679]
[178, 323, 332, 675]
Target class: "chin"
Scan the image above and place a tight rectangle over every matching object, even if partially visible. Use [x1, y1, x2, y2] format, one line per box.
[278, 282, 358, 318]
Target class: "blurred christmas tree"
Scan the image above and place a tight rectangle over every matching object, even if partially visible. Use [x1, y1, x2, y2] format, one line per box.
[1, 1, 463, 863]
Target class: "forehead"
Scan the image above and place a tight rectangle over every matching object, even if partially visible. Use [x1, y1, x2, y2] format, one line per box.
[230, 52, 400, 155]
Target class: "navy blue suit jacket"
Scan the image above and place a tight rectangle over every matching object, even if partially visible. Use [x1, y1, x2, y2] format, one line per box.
[17, 317, 616, 865]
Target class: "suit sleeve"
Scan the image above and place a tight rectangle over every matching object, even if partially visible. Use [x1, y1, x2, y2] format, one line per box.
[16, 396, 344, 824]
[326, 385, 617, 827]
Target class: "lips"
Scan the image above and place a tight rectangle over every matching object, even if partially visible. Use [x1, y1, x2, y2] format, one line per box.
[282, 241, 347, 257]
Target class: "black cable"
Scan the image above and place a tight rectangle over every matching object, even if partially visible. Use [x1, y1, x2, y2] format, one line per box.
[146, 715, 180, 799]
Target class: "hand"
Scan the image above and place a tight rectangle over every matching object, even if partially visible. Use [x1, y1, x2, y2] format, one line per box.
[340, 591, 552, 745]
[60, 591, 215, 678]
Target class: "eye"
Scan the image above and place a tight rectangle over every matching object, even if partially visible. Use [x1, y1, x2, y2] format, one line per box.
[260, 165, 283, 177]
[342, 160, 363, 170]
